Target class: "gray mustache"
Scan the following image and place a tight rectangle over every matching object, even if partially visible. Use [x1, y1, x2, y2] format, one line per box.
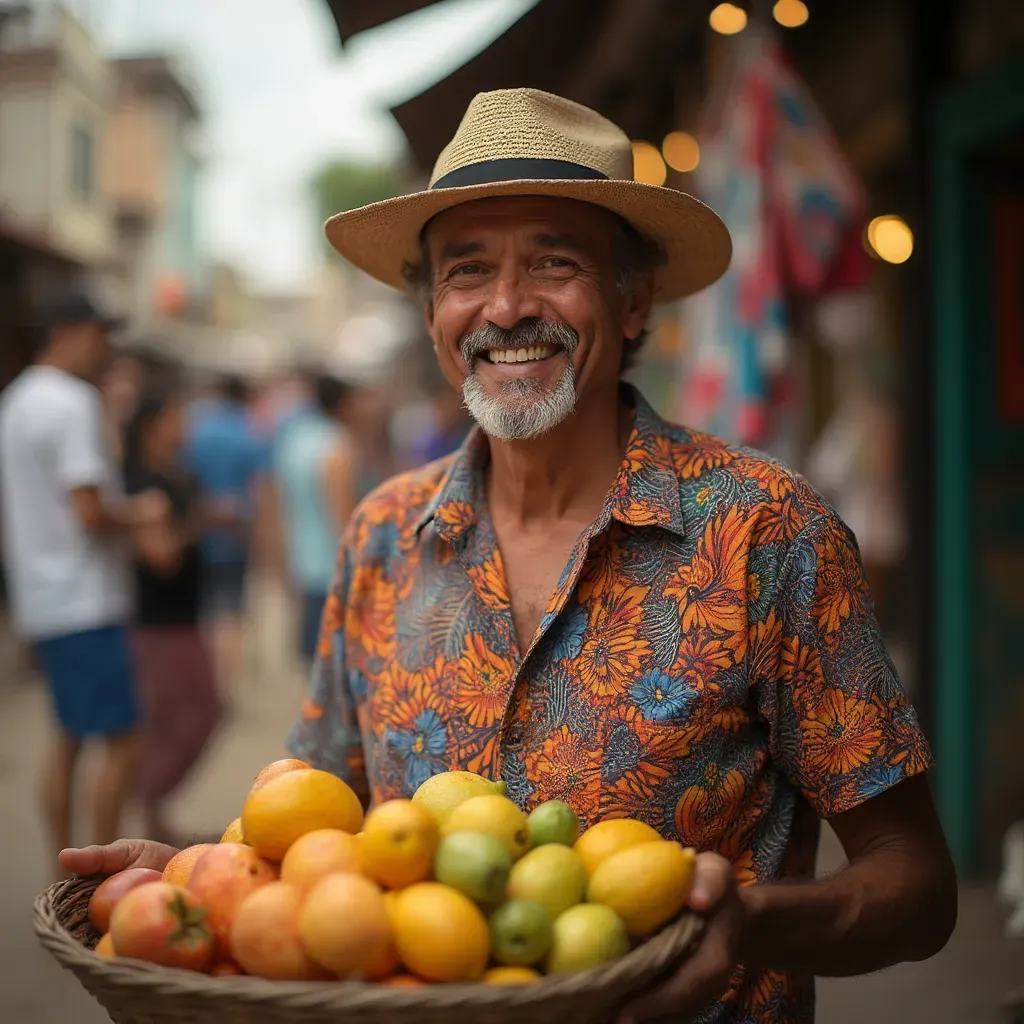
[460, 319, 579, 362]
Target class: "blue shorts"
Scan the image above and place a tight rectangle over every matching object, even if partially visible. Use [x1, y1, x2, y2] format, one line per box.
[300, 591, 327, 664]
[35, 625, 139, 740]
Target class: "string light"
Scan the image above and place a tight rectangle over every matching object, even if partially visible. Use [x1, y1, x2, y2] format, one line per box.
[632, 141, 667, 186]
[773, 0, 809, 28]
[709, 3, 747, 35]
[662, 131, 700, 173]
[866, 215, 914, 264]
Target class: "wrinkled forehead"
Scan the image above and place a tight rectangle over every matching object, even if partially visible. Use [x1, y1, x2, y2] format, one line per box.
[423, 194, 620, 253]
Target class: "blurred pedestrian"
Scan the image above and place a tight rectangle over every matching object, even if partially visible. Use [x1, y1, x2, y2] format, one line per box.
[100, 351, 143, 463]
[340, 383, 395, 500]
[272, 374, 359, 670]
[122, 380, 223, 845]
[186, 374, 273, 692]
[0, 292, 166, 863]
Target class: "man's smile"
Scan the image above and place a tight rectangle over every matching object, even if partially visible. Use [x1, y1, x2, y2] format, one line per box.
[482, 343, 559, 365]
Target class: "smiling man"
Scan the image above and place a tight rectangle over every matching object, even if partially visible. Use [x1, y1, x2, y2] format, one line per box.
[62, 89, 956, 1022]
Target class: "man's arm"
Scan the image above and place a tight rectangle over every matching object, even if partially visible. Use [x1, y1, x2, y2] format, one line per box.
[71, 485, 167, 536]
[321, 435, 357, 534]
[739, 774, 956, 975]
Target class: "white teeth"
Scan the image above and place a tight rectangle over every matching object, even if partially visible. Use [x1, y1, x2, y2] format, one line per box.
[485, 344, 556, 364]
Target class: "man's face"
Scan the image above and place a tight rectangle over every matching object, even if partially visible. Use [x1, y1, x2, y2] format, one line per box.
[424, 196, 651, 441]
[69, 322, 112, 383]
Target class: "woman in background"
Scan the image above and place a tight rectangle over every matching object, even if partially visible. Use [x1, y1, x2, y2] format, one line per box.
[122, 380, 223, 844]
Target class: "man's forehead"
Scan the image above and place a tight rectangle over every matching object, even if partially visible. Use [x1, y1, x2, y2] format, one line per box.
[424, 195, 617, 248]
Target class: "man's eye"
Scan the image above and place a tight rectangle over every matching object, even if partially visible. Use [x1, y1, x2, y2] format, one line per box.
[449, 263, 484, 277]
[538, 256, 577, 272]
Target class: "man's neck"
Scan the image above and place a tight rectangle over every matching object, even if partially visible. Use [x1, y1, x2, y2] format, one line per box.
[35, 354, 81, 380]
[484, 384, 629, 528]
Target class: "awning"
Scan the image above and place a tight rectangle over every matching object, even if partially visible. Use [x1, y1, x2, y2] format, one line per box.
[322, 0, 708, 174]
[322, 1, 444, 44]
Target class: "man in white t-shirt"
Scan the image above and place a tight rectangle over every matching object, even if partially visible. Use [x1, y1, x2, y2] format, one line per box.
[0, 293, 167, 863]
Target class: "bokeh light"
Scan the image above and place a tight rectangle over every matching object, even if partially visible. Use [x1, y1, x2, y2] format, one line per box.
[632, 141, 667, 186]
[709, 3, 748, 36]
[866, 215, 914, 264]
[773, 0, 810, 29]
[662, 131, 701, 173]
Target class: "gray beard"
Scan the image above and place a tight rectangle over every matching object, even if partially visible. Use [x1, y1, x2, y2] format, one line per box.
[462, 359, 577, 441]
[458, 319, 579, 441]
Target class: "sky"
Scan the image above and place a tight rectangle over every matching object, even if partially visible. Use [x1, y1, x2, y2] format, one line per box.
[64, 0, 537, 290]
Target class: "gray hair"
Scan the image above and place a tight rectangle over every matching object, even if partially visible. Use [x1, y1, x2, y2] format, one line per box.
[402, 210, 666, 372]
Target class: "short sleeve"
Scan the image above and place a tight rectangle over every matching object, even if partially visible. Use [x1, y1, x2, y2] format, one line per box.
[754, 512, 934, 818]
[55, 389, 110, 490]
[287, 537, 369, 803]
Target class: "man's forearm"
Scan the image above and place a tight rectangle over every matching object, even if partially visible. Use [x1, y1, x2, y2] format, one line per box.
[737, 847, 956, 977]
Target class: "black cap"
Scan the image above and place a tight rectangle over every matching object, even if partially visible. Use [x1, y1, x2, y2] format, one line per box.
[36, 291, 127, 339]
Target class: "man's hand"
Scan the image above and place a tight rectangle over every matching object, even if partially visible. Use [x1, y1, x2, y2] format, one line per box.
[132, 489, 172, 527]
[619, 853, 743, 1023]
[59, 840, 180, 878]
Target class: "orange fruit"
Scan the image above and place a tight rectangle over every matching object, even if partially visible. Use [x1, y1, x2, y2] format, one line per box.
[94, 932, 116, 958]
[229, 881, 328, 980]
[363, 889, 401, 980]
[391, 882, 490, 983]
[220, 817, 246, 844]
[210, 960, 243, 976]
[298, 872, 391, 977]
[279, 828, 366, 894]
[381, 973, 426, 987]
[361, 800, 439, 889]
[242, 769, 364, 862]
[249, 758, 311, 794]
[187, 844, 277, 953]
[573, 819, 661, 876]
[483, 965, 542, 985]
[161, 844, 216, 888]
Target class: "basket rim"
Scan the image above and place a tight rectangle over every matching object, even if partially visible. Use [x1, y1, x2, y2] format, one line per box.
[34, 876, 703, 1010]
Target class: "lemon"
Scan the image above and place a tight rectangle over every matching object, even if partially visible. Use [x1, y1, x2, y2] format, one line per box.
[483, 965, 542, 985]
[507, 843, 587, 919]
[586, 840, 696, 937]
[411, 771, 507, 827]
[445, 795, 530, 861]
[220, 817, 245, 844]
[573, 818, 661, 876]
[545, 903, 629, 974]
[360, 799, 439, 889]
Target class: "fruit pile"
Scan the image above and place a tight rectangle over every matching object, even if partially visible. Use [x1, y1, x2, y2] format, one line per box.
[88, 760, 696, 986]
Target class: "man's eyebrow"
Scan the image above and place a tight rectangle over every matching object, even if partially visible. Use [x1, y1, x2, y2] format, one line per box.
[440, 241, 484, 260]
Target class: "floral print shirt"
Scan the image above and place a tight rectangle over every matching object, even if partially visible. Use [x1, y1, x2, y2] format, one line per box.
[289, 386, 932, 1023]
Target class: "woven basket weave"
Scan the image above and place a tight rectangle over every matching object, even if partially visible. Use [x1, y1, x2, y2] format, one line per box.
[35, 876, 703, 1024]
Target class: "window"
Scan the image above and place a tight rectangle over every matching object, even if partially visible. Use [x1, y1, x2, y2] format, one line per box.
[70, 123, 93, 200]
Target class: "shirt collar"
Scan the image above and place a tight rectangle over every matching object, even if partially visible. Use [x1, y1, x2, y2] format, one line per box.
[415, 384, 686, 542]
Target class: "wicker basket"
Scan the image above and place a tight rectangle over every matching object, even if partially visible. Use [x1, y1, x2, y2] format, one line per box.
[35, 876, 702, 1024]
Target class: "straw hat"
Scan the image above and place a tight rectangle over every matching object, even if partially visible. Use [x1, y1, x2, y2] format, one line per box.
[325, 88, 731, 302]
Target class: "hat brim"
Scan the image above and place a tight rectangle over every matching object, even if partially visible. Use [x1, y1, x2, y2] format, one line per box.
[324, 178, 732, 303]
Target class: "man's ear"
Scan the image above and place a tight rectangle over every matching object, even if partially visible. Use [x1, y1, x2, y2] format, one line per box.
[622, 274, 655, 341]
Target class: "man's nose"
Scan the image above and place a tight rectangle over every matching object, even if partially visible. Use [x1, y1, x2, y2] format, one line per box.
[479, 263, 543, 330]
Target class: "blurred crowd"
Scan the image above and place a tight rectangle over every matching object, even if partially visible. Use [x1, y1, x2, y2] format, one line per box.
[0, 291, 470, 869]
